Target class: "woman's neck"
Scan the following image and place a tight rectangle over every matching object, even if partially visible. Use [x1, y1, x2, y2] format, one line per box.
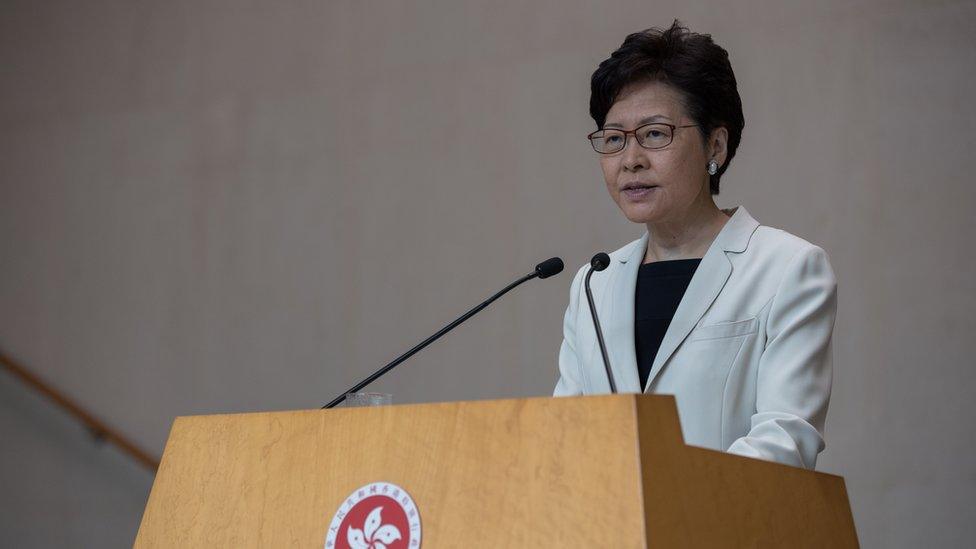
[643, 200, 731, 263]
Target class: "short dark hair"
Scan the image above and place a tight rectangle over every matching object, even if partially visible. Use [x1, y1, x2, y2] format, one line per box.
[590, 20, 744, 194]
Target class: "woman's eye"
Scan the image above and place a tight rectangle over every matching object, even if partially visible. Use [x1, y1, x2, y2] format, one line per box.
[606, 135, 623, 144]
[647, 130, 665, 138]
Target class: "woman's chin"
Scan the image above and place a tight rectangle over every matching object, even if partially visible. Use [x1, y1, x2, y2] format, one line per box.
[619, 203, 663, 225]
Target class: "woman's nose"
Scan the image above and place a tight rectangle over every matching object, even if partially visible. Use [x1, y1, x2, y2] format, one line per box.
[622, 137, 647, 172]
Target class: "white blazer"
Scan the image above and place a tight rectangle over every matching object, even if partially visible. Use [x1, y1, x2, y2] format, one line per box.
[554, 206, 837, 469]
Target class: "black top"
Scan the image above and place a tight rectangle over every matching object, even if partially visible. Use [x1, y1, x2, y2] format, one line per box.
[634, 258, 702, 390]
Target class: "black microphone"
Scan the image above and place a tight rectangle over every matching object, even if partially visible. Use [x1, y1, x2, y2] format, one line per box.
[584, 252, 616, 393]
[322, 257, 565, 408]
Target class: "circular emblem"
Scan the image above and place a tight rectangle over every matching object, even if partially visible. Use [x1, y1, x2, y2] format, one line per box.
[324, 481, 422, 549]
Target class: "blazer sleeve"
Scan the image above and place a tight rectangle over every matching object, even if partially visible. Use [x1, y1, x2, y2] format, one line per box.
[726, 245, 838, 469]
[553, 265, 589, 397]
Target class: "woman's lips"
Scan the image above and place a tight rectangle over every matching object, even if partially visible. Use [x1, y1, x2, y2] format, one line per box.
[621, 185, 658, 200]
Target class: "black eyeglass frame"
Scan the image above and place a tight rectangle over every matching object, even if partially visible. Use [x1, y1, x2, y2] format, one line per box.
[587, 122, 700, 154]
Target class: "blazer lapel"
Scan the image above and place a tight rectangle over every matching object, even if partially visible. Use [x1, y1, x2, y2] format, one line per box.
[642, 207, 760, 391]
[596, 233, 645, 393]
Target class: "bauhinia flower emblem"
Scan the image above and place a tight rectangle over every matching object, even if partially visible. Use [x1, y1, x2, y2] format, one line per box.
[346, 506, 402, 549]
[325, 482, 420, 549]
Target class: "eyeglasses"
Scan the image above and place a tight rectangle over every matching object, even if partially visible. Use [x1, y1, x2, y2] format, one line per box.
[587, 123, 700, 154]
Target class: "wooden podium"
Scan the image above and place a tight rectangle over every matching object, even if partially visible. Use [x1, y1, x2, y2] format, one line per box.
[134, 394, 857, 547]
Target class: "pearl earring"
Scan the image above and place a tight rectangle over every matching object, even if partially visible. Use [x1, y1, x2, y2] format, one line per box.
[707, 160, 718, 175]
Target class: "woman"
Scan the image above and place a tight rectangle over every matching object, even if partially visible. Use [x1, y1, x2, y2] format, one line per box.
[554, 21, 837, 470]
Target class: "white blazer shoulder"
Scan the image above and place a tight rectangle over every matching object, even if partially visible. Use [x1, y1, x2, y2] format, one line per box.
[554, 206, 837, 469]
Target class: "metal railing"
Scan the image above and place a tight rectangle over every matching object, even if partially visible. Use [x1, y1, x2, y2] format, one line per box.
[0, 349, 160, 472]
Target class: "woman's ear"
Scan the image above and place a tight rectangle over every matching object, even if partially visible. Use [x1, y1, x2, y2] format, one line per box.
[709, 126, 729, 168]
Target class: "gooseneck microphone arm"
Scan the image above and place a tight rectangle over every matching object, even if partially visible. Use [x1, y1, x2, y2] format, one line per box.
[322, 257, 564, 409]
[584, 252, 617, 393]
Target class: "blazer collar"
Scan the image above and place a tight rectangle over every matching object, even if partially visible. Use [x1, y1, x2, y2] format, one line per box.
[604, 206, 760, 393]
[617, 206, 758, 265]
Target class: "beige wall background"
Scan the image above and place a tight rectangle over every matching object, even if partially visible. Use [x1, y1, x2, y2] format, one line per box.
[1, 1, 974, 546]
